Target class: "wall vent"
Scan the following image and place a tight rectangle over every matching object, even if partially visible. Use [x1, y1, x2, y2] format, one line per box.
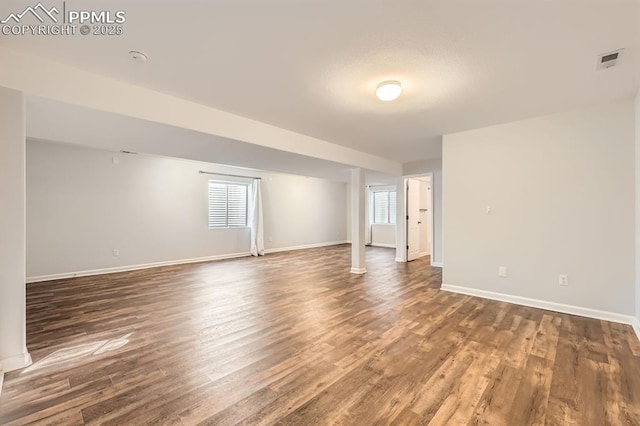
[596, 49, 623, 70]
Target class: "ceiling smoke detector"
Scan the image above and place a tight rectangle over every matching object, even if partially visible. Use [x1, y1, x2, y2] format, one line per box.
[128, 51, 148, 64]
[596, 49, 623, 70]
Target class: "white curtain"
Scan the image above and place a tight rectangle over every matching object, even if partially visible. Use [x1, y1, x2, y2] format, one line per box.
[248, 179, 265, 256]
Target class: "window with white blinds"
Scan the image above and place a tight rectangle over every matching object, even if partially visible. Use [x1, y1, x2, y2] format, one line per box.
[372, 190, 396, 224]
[208, 181, 248, 228]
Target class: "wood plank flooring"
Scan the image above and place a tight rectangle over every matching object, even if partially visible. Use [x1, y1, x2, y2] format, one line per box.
[1, 245, 640, 425]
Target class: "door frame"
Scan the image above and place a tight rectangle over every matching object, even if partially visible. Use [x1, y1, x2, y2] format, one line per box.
[397, 173, 434, 265]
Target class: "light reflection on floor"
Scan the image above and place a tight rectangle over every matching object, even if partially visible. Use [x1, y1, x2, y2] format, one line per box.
[22, 333, 133, 373]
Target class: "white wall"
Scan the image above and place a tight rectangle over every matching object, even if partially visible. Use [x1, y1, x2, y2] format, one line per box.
[0, 87, 31, 380]
[403, 158, 441, 176]
[26, 140, 348, 279]
[443, 100, 635, 316]
[635, 90, 640, 327]
[346, 182, 351, 242]
[431, 171, 443, 265]
[261, 173, 347, 250]
[371, 224, 396, 247]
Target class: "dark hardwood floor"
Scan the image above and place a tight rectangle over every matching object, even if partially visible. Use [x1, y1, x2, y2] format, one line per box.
[1, 245, 640, 425]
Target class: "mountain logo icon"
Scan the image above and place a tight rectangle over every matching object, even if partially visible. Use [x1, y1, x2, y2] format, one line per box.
[1, 3, 60, 24]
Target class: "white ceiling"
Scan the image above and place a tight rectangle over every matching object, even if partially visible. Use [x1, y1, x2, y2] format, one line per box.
[2, 0, 639, 163]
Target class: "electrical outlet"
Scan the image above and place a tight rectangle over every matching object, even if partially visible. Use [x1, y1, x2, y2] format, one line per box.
[113, 249, 120, 257]
[498, 266, 508, 277]
[559, 274, 568, 286]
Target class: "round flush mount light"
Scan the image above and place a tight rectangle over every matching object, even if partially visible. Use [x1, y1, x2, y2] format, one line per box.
[128, 50, 148, 63]
[375, 80, 402, 101]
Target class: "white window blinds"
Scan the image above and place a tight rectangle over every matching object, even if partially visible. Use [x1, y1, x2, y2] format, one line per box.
[208, 181, 248, 228]
[374, 191, 389, 224]
[373, 190, 397, 224]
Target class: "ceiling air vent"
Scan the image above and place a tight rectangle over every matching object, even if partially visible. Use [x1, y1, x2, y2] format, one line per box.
[596, 49, 623, 70]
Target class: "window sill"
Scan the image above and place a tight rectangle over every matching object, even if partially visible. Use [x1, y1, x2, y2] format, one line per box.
[208, 226, 251, 230]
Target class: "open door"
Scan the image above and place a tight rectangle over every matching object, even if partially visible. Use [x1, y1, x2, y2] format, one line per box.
[406, 178, 420, 261]
[419, 181, 432, 257]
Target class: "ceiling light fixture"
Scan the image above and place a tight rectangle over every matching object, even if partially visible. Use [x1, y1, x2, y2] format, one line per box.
[128, 50, 148, 63]
[375, 80, 402, 101]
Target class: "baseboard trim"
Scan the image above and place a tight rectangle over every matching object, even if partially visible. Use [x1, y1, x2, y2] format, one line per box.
[1, 350, 32, 373]
[27, 242, 351, 284]
[395, 257, 404, 263]
[441, 284, 637, 327]
[633, 318, 640, 342]
[371, 243, 396, 249]
[264, 240, 348, 254]
[26, 252, 252, 283]
[431, 262, 443, 268]
[350, 267, 367, 274]
[0, 351, 32, 396]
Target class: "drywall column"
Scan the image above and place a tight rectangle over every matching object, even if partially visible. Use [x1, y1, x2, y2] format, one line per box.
[635, 89, 640, 332]
[350, 168, 366, 274]
[395, 178, 407, 262]
[0, 87, 31, 390]
[430, 170, 443, 267]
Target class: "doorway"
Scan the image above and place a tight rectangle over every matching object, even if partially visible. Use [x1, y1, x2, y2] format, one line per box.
[406, 176, 433, 263]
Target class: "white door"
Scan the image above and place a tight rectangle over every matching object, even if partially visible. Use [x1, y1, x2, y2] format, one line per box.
[407, 179, 420, 261]
[417, 179, 432, 257]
